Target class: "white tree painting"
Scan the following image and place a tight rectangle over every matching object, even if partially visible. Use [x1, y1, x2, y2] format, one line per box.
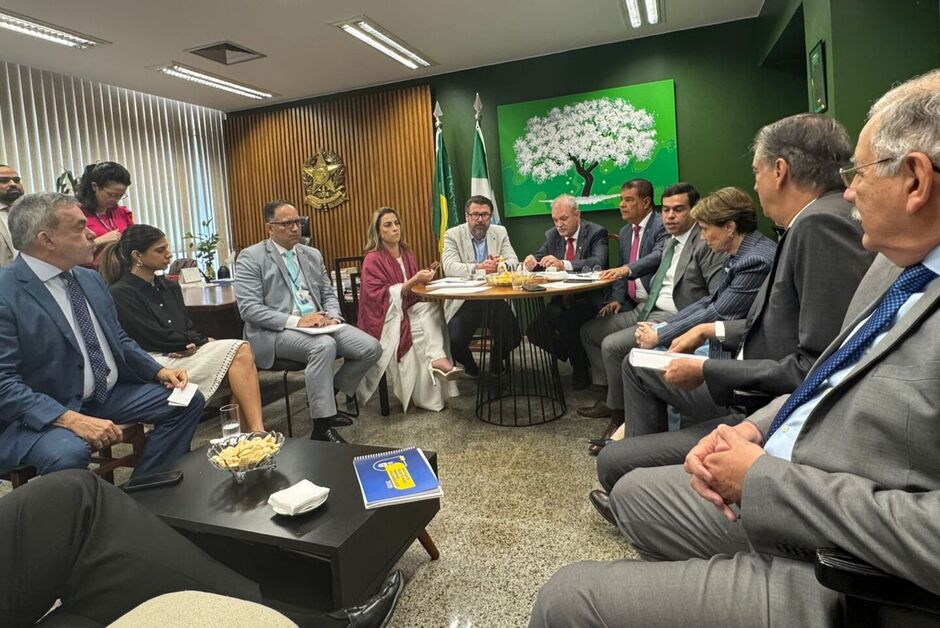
[513, 97, 657, 204]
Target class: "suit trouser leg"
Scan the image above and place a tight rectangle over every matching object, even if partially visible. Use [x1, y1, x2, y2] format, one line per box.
[580, 310, 638, 386]
[528, 550, 837, 628]
[24, 383, 206, 478]
[275, 327, 381, 420]
[0, 469, 262, 627]
[599, 310, 674, 408]
[448, 301, 485, 370]
[555, 299, 597, 377]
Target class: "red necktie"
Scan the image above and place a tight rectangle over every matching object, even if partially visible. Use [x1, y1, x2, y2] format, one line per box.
[565, 237, 575, 262]
[628, 224, 641, 300]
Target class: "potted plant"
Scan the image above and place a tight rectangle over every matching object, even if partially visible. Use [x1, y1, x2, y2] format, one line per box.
[184, 219, 222, 281]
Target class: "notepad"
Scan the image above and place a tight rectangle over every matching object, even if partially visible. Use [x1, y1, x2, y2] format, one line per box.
[353, 447, 442, 509]
[628, 348, 708, 371]
[167, 382, 199, 407]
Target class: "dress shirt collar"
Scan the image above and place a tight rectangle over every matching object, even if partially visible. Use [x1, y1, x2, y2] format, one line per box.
[564, 225, 581, 243]
[20, 253, 68, 283]
[920, 244, 940, 276]
[0, 202, 8, 212]
[785, 195, 823, 231]
[271, 239, 295, 256]
[636, 211, 651, 230]
[123, 271, 164, 291]
[672, 227, 693, 247]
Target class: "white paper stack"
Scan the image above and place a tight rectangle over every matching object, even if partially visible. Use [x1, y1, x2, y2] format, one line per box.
[628, 348, 708, 371]
[268, 479, 330, 516]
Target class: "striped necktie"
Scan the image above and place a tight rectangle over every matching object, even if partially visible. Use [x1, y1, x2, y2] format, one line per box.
[62, 271, 110, 404]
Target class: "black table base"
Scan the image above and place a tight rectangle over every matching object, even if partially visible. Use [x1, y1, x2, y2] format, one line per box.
[475, 295, 566, 426]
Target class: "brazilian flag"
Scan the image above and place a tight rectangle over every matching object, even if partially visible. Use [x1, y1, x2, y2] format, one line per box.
[432, 124, 458, 253]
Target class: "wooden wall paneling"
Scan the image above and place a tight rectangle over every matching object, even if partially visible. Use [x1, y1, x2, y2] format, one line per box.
[225, 85, 436, 270]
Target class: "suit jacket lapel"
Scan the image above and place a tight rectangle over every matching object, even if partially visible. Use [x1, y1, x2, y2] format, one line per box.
[672, 225, 699, 284]
[15, 261, 81, 354]
[266, 241, 294, 291]
[486, 227, 497, 260]
[575, 223, 591, 261]
[0, 215, 13, 251]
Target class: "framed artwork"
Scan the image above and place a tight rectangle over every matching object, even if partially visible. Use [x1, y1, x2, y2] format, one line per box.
[810, 40, 828, 113]
[497, 79, 678, 217]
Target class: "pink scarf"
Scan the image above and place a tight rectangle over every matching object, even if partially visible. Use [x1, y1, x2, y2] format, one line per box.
[358, 248, 419, 361]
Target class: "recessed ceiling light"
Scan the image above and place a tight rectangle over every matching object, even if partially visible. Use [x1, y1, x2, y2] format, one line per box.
[0, 8, 108, 49]
[624, 0, 642, 28]
[644, 0, 659, 24]
[334, 16, 434, 70]
[152, 62, 274, 100]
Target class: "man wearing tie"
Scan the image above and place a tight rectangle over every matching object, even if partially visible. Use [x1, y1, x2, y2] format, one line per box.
[530, 69, 940, 628]
[0, 193, 203, 478]
[579, 179, 667, 395]
[0, 164, 24, 267]
[523, 195, 608, 389]
[235, 200, 381, 443]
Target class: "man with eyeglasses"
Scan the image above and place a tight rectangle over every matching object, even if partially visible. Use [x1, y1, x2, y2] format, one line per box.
[589, 113, 874, 527]
[0, 164, 25, 267]
[532, 68, 940, 628]
[235, 200, 381, 443]
[441, 195, 522, 376]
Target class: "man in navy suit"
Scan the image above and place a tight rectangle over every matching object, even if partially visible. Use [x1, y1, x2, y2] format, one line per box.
[0, 193, 204, 478]
[523, 195, 609, 388]
[580, 179, 667, 394]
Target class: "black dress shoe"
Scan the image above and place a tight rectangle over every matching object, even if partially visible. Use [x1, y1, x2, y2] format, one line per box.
[328, 411, 354, 428]
[577, 401, 612, 418]
[330, 570, 403, 628]
[311, 427, 348, 444]
[589, 489, 616, 526]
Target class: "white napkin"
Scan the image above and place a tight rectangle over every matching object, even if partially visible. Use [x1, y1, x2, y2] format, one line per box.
[168, 382, 199, 407]
[268, 479, 330, 516]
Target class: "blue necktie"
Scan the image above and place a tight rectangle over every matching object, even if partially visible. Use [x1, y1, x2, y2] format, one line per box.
[283, 250, 315, 315]
[62, 272, 110, 404]
[766, 264, 937, 438]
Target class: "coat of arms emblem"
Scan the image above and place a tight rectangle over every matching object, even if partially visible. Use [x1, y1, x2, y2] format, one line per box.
[302, 150, 347, 210]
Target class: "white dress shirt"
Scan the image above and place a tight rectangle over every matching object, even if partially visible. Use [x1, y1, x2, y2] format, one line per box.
[21, 254, 119, 401]
[654, 228, 693, 314]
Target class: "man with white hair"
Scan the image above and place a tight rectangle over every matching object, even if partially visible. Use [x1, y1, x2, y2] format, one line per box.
[530, 69, 940, 627]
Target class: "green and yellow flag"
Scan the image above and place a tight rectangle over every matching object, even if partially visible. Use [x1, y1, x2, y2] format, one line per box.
[432, 111, 458, 253]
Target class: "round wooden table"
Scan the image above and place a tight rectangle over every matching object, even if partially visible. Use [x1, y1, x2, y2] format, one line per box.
[415, 277, 613, 426]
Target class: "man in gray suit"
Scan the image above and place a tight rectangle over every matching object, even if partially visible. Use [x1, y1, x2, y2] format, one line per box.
[579, 178, 667, 397]
[522, 195, 609, 389]
[579, 183, 726, 436]
[235, 200, 381, 443]
[530, 69, 940, 628]
[592, 114, 873, 501]
[0, 164, 24, 267]
[441, 195, 521, 376]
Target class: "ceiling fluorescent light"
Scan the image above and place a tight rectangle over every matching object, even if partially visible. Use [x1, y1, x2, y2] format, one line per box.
[624, 0, 642, 28]
[335, 17, 434, 70]
[153, 63, 273, 99]
[0, 8, 108, 49]
[644, 0, 659, 24]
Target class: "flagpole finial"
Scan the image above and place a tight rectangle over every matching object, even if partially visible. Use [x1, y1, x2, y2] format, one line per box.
[433, 101, 443, 129]
[473, 93, 483, 121]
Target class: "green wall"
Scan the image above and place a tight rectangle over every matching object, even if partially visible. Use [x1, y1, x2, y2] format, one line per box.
[425, 19, 805, 257]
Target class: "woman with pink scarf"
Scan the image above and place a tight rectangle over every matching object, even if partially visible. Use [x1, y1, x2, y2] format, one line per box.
[357, 207, 460, 412]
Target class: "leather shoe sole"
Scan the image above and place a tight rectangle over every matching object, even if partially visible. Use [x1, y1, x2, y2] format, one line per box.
[311, 427, 348, 444]
[577, 402, 612, 418]
[589, 489, 616, 526]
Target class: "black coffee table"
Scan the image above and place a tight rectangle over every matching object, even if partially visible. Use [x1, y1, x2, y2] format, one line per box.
[130, 438, 440, 611]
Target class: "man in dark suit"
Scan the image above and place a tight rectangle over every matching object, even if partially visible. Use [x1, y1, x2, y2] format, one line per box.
[579, 183, 727, 433]
[0, 193, 203, 478]
[579, 178, 667, 394]
[531, 68, 940, 628]
[591, 113, 874, 516]
[523, 195, 608, 388]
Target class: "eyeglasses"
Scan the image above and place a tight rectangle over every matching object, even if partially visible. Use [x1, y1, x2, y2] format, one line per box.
[0, 176, 21, 184]
[839, 158, 894, 187]
[268, 219, 303, 229]
[467, 212, 492, 220]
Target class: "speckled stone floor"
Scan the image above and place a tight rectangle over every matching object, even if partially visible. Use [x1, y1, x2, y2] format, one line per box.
[1, 366, 640, 627]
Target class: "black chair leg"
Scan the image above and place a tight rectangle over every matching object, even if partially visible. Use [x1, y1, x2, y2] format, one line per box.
[282, 371, 293, 438]
[379, 374, 390, 417]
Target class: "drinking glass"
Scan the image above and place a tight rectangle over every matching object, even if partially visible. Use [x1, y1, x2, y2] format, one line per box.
[511, 264, 525, 291]
[220, 404, 241, 438]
